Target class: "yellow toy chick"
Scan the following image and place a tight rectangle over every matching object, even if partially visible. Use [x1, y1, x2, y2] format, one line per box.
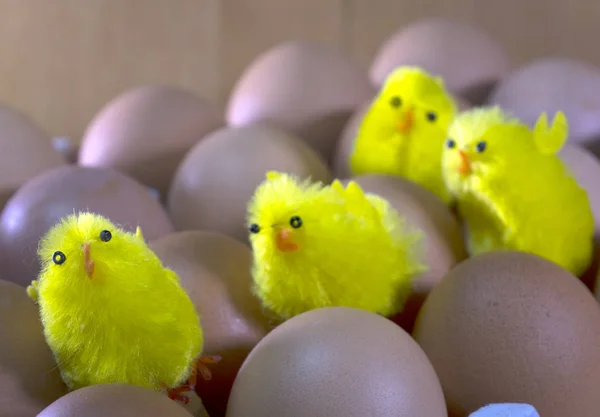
[350, 66, 457, 203]
[442, 106, 594, 276]
[246, 171, 426, 319]
[27, 212, 216, 404]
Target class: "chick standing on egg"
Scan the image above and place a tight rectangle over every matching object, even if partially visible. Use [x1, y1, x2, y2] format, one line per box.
[350, 66, 457, 203]
[26, 212, 218, 404]
[442, 106, 594, 275]
[247, 171, 426, 319]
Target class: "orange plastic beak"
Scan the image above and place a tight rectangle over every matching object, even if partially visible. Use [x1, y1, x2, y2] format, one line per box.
[397, 109, 414, 133]
[275, 228, 299, 253]
[82, 243, 95, 279]
[458, 150, 472, 175]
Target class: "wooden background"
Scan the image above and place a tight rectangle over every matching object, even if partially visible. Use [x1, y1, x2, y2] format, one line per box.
[0, 0, 598, 142]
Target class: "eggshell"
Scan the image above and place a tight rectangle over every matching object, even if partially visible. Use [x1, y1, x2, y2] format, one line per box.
[413, 251, 600, 417]
[78, 85, 224, 199]
[38, 384, 194, 417]
[488, 58, 600, 151]
[226, 307, 447, 417]
[149, 231, 275, 416]
[0, 279, 67, 416]
[0, 105, 66, 210]
[226, 41, 375, 160]
[370, 18, 509, 104]
[0, 166, 174, 287]
[167, 125, 331, 242]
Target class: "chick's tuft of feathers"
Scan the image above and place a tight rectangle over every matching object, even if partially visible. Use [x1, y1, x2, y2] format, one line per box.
[247, 171, 426, 319]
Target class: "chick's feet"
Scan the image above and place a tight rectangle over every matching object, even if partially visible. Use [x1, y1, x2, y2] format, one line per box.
[190, 355, 221, 385]
[161, 383, 192, 405]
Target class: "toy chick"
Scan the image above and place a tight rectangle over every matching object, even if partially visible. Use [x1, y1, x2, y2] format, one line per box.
[27, 212, 218, 404]
[350, 66, 457, 203]
[246, 171, 426, 320]
[442, 106, 594, 276]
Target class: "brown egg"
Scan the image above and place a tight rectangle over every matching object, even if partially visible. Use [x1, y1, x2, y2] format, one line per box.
[227, 307, 447, 417]
[38, 384, 194, 417]
[0, 280, 67, 416]
[167, 125, 331, 242]
[488, 58, 600, 152]
[0, 166, 174, 287]
[78, 85, 224, 198]
[0, 104, 66, 210]
[226, 41, 375, 161]
[149, 231, 275, 417]
[370, 18, 509, 104]
[413, 251, 600, 417]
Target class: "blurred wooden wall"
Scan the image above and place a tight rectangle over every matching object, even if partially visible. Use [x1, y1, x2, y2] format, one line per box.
[0, 0, 598, 142]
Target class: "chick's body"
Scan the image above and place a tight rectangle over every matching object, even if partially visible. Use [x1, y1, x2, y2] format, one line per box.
[247, 171, 425, 319]
[442, 107, 594, 275]
[350, 67, 457, 203]
[29, 213, 203, 392]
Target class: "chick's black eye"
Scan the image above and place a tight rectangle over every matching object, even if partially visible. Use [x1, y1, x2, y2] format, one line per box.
[390, 96, 402, 108]
[427, 112, 437, 122]
[476, 141, 487, 153]
[446, 139, 456, 149]
[99, 230, 112, 242]
[290, 216, 302, 229]
[52, 251, 66, 265]
[249, 223, 260, 234]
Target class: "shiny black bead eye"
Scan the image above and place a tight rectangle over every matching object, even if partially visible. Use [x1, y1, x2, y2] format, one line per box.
[249, 223, 260, 234]
[99, 230, 112, 242]
[289, 216, 302, 229]
[446, 139, 456, 149]
[390, 96, 402, 108]
[476, 141, 487, 153]
[52, 251, 66, 265]
[427, 112, 437, 122]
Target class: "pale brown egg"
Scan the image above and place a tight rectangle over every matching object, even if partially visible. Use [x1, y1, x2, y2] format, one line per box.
[227, 307, 447, 417]
[78, 85, 224, 198]
[226, 41, 375, 161]
[149, 230, 275, 417]
[488, 58, 600, 152]
[370, 18, 509, 104]
[0, 166, 174, 287]
[413, 251, 600, 417]
[167, 125, 331, 242]
[37, 384, 195, 417]
[0, 104, 66, 210]
[0, 280, 67, 416]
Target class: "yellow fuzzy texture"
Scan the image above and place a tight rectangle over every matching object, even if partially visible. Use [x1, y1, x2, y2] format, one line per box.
[350, 66, 457, 203]
[27, 212, 203, 391]
[246, 171, 426, 319]
[442, 106, 594, 276]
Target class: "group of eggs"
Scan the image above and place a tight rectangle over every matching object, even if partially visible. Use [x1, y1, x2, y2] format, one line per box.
[2, 16, 600, 417]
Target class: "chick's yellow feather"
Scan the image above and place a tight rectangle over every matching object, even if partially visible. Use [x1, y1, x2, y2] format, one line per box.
[247, 171, 426, 319]
[33, 212, 203, 392]
[442, 106, 594, 275]
[350, 66, 457, 203]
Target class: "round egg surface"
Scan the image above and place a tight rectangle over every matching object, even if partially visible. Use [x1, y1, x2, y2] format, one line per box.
[0, 280, 67, 416]
[226, 307, 447, 417]
[370, 18, 509, 104]
[226, 41, 375, 161]
[150, 230, 275, 417]
[78, 85, 224, 198]
[0, 166, 174, 287]
[488, 58, 600, 151]
[413, 251, 600, 417]
[0, 104, 66, 210]
[37, 384, 194, 417]
[167, 125, 331, 242]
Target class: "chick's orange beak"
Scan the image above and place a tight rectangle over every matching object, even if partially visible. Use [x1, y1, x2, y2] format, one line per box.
[457, 150, 472, 175]
[397, 109, 414, 133]
[275, 228, 299, 253]
[82, 242, 95, 279]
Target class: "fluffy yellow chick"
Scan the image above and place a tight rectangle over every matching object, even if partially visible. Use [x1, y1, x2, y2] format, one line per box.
[246, 171, 426, 319]
[350, 66, 457, 203]
[27, 212, 216, 404]
[442, 106, 594, 276]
